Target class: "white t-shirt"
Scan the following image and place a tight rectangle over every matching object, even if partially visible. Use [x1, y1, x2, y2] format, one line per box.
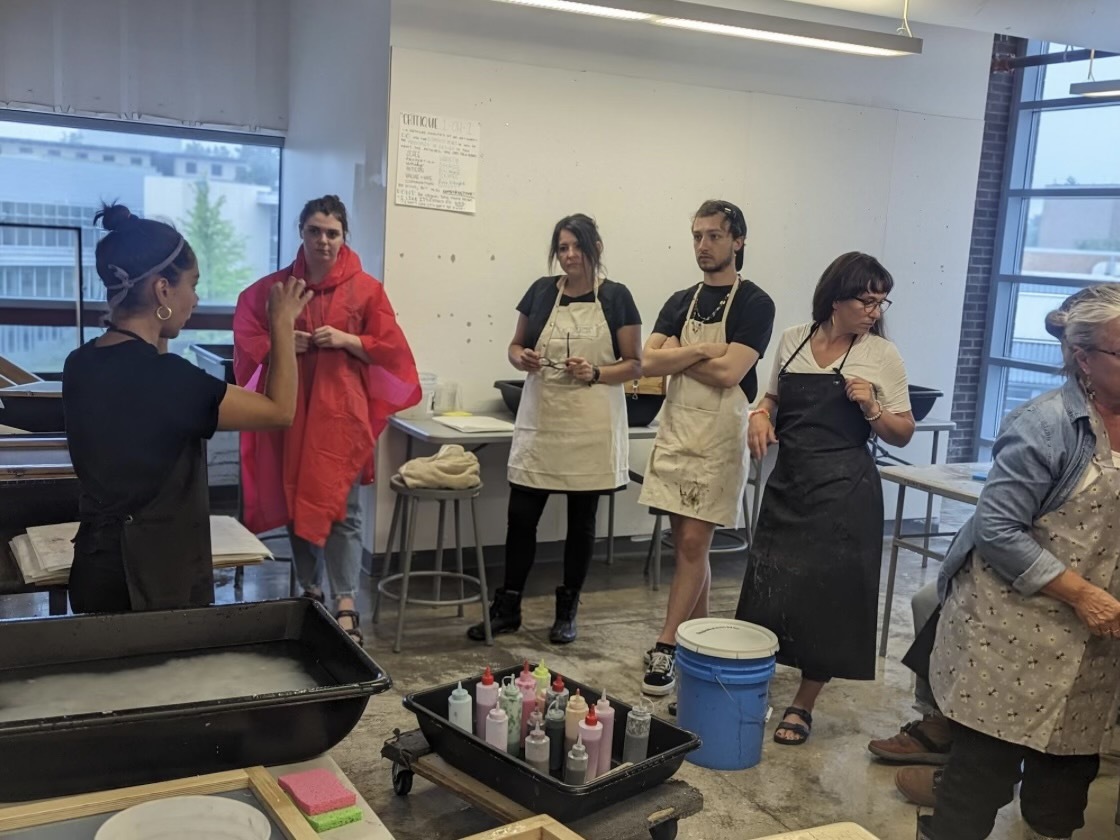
[766, 323, 912, 414]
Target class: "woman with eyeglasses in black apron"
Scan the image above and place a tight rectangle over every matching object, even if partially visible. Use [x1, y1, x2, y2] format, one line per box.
[736, 252, 916, 745]
[62, 204, 311, 613]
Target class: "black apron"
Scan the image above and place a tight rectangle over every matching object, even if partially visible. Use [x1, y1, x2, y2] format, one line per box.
[735, 327, 883, 680]
[68, 327, 215, 614]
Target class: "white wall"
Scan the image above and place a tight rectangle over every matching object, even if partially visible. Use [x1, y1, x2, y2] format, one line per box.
[282, 0, 392, 551]
[0, 0, 288, 131]
[379, 0, 991, 552]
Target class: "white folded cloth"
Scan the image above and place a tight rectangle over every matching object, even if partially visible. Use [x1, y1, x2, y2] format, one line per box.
[399, 444, 481, 490]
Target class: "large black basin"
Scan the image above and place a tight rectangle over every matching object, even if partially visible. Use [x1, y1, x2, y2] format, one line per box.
[0, 598, 391, 801]
[495, 379, 663, 427]
[908, 385, 943, 422]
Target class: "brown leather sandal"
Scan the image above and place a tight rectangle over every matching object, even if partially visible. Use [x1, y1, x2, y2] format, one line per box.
[334, 609, 364, 645]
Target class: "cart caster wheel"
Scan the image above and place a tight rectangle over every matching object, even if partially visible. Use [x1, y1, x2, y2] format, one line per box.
[392, 762, 414, 796]
[650, 820, 678, 840]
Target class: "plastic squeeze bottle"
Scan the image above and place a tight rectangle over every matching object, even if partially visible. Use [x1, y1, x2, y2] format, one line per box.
[545, 700, 566, 773]
[474, 666, 499, 737]
[545, 674, 570, 712]
[485, 706, 509, 752]
[622, 697, 653, 764]
[448, 681, 472, 734]
[499, 675, 523, 756]
[564, 689, 588, 752]
[578, 705, 604, 782]
[564, 735, 589, 785]
[516, 661, 537, 744]
[524, 723, 550, 774]
[594, 691, 615, 777]
[531, 660, 551, 694]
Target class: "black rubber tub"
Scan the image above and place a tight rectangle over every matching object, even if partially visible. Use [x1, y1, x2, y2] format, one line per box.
[0, 385, 64, 433]
[908, 385, 943, 422]
[404, 665, 699, 822]
[0, 599, 391, 801]
[494, 379, 664, 427]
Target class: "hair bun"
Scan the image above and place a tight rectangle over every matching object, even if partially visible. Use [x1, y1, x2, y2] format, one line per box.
[93, 203, 133, 232]
[1044, 309, 1068, 340]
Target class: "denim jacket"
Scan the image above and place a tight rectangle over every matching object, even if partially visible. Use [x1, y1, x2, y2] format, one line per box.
[938, 378, 1097, 602]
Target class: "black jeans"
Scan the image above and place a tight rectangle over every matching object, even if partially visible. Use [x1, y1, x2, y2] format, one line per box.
[931, 721, 1099, 840]
[502, 485, 601, 593]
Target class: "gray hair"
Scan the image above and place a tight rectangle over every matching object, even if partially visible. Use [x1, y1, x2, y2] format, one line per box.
[1045, 284, 1120, 377]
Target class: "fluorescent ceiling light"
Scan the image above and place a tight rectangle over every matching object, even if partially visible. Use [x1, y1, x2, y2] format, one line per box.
[493, 0, 654, 21]
[487, 0, 922, 57]
[1069, 79, 1120, 97]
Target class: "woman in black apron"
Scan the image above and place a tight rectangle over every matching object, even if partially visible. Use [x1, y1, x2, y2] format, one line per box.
[737, 252, 916, 744]
[62, 203, 311, 613]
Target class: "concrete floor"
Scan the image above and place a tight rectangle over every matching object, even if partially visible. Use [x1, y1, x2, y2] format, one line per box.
[4, 502, 1120, 839]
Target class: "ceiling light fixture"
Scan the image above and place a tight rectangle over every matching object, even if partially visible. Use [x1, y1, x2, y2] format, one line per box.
[1070, 50, 1120, 97]
[488, 0, 922, 57]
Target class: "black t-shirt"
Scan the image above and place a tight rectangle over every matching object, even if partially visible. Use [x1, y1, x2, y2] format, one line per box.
[652, 279, 776, 401]
[63, 339, 228, 518]
[517, 277, 642, 359]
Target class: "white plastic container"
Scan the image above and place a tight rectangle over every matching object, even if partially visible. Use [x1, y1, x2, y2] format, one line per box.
[448, 681, 472, 734]
[396, 372, 437, 419]
[95, 795, 271, 840]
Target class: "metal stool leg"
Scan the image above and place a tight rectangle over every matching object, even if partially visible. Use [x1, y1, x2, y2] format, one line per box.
[470, 497, 493, 645]
[606, 493, 615, 565]
[433, 500, 446, 606]
[879, 486, 906, 657]
[394, 497, 421, 654]
[454, 498, 465, 617]
[372, 495, 403, 624]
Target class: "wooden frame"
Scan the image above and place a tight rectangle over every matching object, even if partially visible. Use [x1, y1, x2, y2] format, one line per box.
[0, 766, 318, 839]
[460, 814, 587, 840]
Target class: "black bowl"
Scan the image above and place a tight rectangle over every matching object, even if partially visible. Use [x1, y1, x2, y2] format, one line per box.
[908, 385, 943, 422]
[494, 379, 663, 427]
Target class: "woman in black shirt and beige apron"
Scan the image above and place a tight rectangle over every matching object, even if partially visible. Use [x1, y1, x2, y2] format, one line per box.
[467, 214, 641, 644]
[738, 252, 915, 745]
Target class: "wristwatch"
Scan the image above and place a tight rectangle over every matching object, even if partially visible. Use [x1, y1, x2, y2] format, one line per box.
[590, 366, 601, 385]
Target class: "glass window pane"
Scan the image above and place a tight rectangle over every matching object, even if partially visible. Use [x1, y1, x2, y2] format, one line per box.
[0, 325, 78, 375]
[1040, 50, 1120, 101]
[1020, 197, 1120, 279]
[1030, 107, 1120, 188]
[981, 363, 1066, 440]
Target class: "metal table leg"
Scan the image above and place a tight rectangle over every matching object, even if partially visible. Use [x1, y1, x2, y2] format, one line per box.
[879, 484, 907, 657]
[921, 430, 940, 569]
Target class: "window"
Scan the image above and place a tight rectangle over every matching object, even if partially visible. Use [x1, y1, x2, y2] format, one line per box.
[978, 44, 1120, 456]
[0, 112, 282, 373]
[211, 163, 223, 177]
[185, 161, 197, 174]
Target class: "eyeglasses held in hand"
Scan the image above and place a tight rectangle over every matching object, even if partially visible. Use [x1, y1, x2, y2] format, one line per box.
[855, 297, 892, 313]
[539, 332, 572, 369]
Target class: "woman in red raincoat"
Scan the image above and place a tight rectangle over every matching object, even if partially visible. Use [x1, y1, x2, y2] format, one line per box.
[234, 195, 420, 643]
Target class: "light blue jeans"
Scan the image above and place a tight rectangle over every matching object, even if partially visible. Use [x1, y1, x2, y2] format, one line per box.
[288, 481, 363, 602]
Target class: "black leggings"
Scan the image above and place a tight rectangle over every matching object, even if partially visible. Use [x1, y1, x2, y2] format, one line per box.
[931, 720, 1099, 840]
[502, 485, 601, 593]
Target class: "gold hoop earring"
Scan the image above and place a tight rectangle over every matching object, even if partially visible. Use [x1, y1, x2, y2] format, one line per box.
[156, 305, 173, 322]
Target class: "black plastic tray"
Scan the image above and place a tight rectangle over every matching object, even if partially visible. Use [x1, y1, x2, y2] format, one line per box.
[494, 379, 664, 428]
[0, 599, 391, 802]
[403, 665, 699, 822]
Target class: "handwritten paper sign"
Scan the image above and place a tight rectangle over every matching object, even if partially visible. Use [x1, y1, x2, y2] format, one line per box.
[395, 112, 480, 214]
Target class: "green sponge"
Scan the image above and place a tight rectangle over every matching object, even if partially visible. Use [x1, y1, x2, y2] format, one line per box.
[305, 805, 362, 832]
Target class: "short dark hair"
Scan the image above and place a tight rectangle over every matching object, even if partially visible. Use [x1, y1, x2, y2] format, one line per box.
[92, 203, 196, 312]
[811, 252, 894, 336]
[299, 194, 349, 239]
[548, 213, 604, 279]
[693, 200, 747, 270]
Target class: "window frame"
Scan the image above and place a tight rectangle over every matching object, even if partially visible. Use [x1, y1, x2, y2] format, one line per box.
[976, 44, 1120, 453]
[0, 109, 284, 349]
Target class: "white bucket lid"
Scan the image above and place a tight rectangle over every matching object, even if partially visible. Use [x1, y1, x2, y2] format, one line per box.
[675, 618, 779, 660]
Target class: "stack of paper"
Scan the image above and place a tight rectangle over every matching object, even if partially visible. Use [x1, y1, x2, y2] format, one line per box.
[8, 516, 273, 586]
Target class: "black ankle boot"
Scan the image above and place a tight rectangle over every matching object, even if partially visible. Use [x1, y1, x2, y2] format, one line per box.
[467, 588, 521, 641]
[549, 586, 580, 644]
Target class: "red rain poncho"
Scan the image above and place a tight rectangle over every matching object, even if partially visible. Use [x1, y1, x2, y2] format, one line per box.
[233, 245, 420, 544]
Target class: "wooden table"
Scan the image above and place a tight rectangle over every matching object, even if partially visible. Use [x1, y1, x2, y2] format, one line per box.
[381, 729, 700, 840]
[877, 461, 989, 656]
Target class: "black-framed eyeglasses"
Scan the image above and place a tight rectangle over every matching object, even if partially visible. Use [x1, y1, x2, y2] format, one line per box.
[539, 333, 572, 369]
[854, 297, 892, 313]
[1090, 346, 1120, 359]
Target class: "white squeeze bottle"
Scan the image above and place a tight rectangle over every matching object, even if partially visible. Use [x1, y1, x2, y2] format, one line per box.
[448, 681, 472, 733]
[594, 691, 615, 778]
[516, 661, 538, 745]
[564, 735, 589, 785]
[564, 689, 588, 752]
[578, 705, 604, 782]
[485, 707, 508, 752]
[524, 723, 550, 774]
[475, 666, 499, 737]
[623, 697, 653, 764]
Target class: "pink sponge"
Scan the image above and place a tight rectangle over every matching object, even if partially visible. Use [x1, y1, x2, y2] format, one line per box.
[278, 768, 357, 815]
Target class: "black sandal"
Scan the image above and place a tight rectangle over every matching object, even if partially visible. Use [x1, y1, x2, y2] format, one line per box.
[773, 706, 813, 746]
[335, 609, 364, 645]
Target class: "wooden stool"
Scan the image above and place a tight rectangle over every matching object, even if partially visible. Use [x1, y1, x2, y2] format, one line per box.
[372, 475, 492, 652]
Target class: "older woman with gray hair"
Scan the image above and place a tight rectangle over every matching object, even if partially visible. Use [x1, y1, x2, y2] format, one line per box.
[920, 284, 1120, 840]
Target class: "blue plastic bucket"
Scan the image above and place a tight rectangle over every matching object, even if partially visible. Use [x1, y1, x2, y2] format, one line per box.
[674, 618, 779, 770]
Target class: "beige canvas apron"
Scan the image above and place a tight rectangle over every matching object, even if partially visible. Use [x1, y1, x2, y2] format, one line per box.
[931, 411, 1120, 754]
[638, 279, 750, 527]
[507, 278, 628, 492]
